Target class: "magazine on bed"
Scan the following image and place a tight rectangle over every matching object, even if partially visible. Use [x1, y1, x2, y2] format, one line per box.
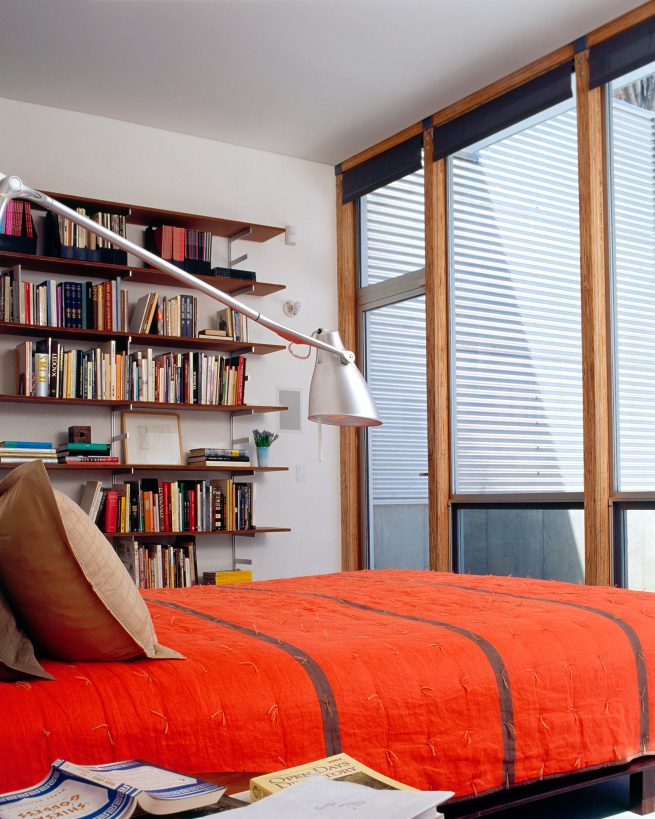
[0, 759, 226, 819]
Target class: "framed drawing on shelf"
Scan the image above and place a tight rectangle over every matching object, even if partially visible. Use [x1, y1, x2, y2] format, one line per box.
[122, 411, 183, 465]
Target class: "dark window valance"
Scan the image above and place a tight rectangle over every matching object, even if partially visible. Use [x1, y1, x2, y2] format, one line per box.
[433, 62, 573, 161]
[589, 15, 655, 89]
[341, 135, 423, 204]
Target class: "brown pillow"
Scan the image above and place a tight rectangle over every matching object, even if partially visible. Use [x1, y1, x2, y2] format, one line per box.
[0, 588, 53, 681]
[0, 461, 181, 662]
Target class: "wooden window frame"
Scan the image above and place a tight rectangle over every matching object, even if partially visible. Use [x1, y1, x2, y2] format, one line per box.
[337, 0, 655, 580]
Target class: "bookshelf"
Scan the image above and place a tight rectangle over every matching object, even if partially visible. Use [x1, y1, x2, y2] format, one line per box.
[0, 190, 292, 584]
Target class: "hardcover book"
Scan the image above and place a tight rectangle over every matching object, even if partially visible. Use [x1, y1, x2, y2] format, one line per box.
[0, 759, 225, 819]
[249, 753, 416, 801]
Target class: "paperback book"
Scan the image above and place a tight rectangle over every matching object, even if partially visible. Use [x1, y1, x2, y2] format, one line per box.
[0, 759, 225, 819]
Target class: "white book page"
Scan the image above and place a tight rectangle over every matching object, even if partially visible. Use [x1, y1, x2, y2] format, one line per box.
[222, 776, 454, 819]
[92, 765, 195, 792]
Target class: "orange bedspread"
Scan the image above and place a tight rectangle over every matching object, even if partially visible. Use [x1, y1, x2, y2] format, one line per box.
[2, 570, 655, 799]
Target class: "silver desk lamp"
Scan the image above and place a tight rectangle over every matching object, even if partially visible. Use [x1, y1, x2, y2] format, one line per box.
[0, 173, 381, 428]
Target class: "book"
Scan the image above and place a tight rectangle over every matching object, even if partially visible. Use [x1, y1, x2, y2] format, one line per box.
[0, 758, 225, 819]
[249, 753, 416, 801]
[198, 328, 227, 337]
[57, 442, 112, 452]
[79, 480, 103, 517]
[203, 569, 253, 585]
[187, 460, 253, 468]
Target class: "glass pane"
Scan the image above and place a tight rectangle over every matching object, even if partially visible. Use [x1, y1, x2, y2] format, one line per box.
[624, 508, 655, 590]
[450, 94, 583, 493]
[366, 296, 427, 569]
[360, 167, 425, 286]
[610, 62, 655, 491]
[457, 507, 584, 581]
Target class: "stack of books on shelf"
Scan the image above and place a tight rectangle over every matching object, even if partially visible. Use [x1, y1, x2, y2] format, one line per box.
[0, 440, 56, 464]
[0, 201, 36, 254]
[210, 266, 257, 282]
[44, 209, 127, 264]
[97, 477, 253, 533]
[57, 442, 118, 464]
[144, 225, 212, 275]
[202, 569, 253, 585]
[114, 537, 197, 588]
[186, 447, 251, 467]
[129, 291, 198, 337]
[16, 339, 247, 405]
[215, 307, 248, 341]
[0, 265, 127, 330]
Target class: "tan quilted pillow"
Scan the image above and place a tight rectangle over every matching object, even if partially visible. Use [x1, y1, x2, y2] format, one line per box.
[0, 589, 53, 681]
[0, 461, 181, 662]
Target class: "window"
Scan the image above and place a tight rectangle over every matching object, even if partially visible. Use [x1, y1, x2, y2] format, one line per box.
[359, 167, 427, 569]
[448, 91, 584, 579]
[608, 62, 655, 591]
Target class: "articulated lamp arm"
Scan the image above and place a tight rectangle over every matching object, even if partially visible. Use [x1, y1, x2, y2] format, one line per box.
[0, 173, 381, 427]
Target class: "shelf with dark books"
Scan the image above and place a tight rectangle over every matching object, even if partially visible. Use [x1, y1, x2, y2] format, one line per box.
[105, 528, 291, 537]
[0, 322, 284, 354]
[0, 250, 285, 294]
[0, 463, 288, 472]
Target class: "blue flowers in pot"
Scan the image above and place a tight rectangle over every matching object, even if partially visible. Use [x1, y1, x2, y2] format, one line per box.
[252, 429, 279, 467]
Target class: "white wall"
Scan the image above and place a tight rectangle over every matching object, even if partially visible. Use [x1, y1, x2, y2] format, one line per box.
[0, 96, 341, 580]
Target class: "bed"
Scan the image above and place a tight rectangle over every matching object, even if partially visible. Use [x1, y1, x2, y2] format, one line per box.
[3, 569, 655, 815]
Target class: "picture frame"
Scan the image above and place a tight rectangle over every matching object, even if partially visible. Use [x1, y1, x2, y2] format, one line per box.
[121, 411, 183, 465]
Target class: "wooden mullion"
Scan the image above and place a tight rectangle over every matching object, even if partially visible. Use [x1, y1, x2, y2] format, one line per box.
[424, 130, 451, 572]
[336, 175, 362, 571]
[575, 50, 612, 586]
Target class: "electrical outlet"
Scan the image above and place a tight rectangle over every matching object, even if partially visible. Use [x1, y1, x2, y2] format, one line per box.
[295, 464, 306, 483]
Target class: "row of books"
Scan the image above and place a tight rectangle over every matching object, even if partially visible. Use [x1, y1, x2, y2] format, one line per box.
[1, 268, 254, 345]
[0, 200, 36, 254]
[114, 537, 197, 589]
[129, 291, 198, 337]
[145, 225, 212, 275]
[45, 210, 128, 264]
[16, 340, 247, 405]
[87, 477, 254, 533]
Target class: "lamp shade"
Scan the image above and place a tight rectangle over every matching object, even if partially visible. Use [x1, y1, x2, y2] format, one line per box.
[308, 330, 382, 427]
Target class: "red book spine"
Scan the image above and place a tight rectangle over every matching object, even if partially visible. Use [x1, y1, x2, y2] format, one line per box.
[189, 489, 196, 532]
[163, 482, 170, 531]
[103, 490, 118, 532]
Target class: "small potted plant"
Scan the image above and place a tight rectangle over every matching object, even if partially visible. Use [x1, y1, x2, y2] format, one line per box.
[252, 429, 279, 467]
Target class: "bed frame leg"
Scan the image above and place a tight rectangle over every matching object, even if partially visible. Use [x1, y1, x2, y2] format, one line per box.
[630, 768, 655, 815]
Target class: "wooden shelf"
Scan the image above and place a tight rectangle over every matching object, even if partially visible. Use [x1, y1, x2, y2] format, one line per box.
[0, 250, 286, 296]
[44, 191, 286, 243]
[0, 250, 129, 280]
[0, 321, 285, 355]
[104, 528, 291, 538]
[127, 268, 286, 296]
[0, 395, 287, 414]
[0, 463, 288, 472]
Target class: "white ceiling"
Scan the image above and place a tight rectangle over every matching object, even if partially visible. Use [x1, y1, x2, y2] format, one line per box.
[0, 0, 645, 166]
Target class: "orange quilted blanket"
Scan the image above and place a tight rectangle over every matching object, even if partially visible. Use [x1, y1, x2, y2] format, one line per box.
[1, 570, 654, 799]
